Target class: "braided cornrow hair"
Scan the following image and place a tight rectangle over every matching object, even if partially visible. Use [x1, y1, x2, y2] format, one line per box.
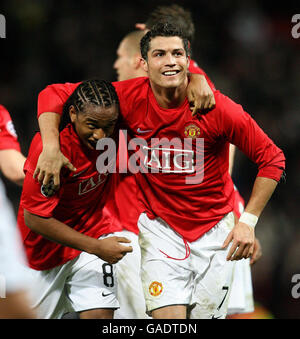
[60, 79, 119, 130]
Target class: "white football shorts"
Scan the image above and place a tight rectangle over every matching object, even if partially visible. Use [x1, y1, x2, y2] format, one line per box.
[26, 235, 119, 319]
[138, 212, 235, 319]
[113, 230, 150, 319]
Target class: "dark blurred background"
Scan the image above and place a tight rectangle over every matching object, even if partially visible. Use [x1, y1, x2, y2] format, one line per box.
[0, 0, 299, 319]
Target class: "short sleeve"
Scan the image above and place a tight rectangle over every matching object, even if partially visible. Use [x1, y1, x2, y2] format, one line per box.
[21, 133, 60, 217]
[0, 105, 21, 151]
[37, 82, 81, 118]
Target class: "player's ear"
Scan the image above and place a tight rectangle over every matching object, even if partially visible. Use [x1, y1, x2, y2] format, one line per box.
[187, 55, 190, 68]
[69, 105, 77, 123]
[140, 58, 148, 73]
[133, 54, 142, 70]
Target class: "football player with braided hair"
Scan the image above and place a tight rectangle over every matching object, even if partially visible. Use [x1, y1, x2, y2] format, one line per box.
[17, 79, 132, 319]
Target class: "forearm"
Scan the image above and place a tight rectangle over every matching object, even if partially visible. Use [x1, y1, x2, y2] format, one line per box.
[24, 209, 98, 254]
[224, 176, 278, 261]
[38, 112, 61, 150]
[0, 150, 26, 185]
[187, 73, 215, 114]
[243, 176, 278, 218]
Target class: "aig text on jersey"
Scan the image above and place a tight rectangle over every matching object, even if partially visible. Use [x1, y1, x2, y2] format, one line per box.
[95, 131, 205, 185]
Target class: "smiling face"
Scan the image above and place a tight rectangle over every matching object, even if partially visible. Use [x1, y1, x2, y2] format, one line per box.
[70, 103, 119, 150]
[141, 36, 190, 90]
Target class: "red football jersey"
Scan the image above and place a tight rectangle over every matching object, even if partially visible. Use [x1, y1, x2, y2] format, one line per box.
[37, 82, 142, 235]
[113, 77, 285, 241]
[0, 105, 21, 151]
[17, 124, 122, 270]
[37, 78, 285, 242]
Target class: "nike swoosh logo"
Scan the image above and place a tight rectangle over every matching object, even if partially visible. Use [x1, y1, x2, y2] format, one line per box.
[73, 168, 88, 177]
[137, 127, 152, 134]
[211, 315, 222, 319]
[102, 292, 113, 297]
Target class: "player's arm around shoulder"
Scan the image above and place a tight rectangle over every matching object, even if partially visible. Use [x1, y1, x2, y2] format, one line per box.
[34, 83, 79, 189]
[187, 73, 216, 115]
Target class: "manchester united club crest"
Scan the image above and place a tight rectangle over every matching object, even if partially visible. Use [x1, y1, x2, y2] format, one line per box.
[149, 281, 163, 297]
[184, 124, 200, 139]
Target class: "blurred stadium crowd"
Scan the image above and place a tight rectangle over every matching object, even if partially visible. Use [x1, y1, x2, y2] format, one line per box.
[0, 0, 299, 318]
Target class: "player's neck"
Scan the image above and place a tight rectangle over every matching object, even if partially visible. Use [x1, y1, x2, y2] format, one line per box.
[150, 79, 188, 109]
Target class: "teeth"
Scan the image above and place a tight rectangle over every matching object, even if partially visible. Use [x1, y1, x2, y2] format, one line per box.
[163, 71, 177, 76]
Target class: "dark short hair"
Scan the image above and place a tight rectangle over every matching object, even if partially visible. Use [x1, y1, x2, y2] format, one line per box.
[140, 22, 190, 60]
[145, 4, 195, 42]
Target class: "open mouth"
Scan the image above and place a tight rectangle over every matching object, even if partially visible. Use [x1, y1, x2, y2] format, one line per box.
[162, 70, 180, 76]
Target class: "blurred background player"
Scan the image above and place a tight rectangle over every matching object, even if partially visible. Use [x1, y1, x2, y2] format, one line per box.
[0, 177, 35, 318]
[113, 4, 261, 318]
[17, 80, 132, 319]
[0, 105, 26, 185]
[0, 105, 35, 318]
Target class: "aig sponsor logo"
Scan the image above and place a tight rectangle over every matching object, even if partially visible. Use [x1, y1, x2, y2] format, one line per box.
[78, 172, 109, 195]
[96, 130, 205, 184]
[143, 145, 194, 173]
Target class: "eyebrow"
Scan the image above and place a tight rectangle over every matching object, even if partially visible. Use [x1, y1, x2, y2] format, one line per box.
[85, 118, 100, 123]
[151, 48, 185, 54]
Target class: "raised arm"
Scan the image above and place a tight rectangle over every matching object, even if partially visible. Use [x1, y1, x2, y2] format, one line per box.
[34, 83, 79, 188]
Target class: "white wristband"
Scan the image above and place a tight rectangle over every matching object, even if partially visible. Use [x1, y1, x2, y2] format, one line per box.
[239, 212, 258, 228]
